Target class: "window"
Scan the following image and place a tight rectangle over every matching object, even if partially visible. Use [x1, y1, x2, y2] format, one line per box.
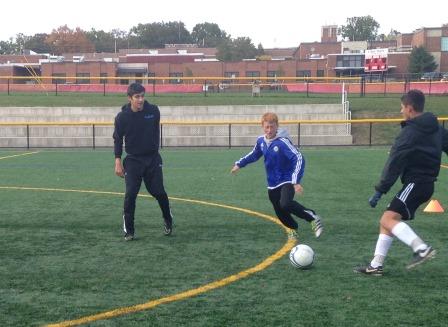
[245, 71, 260, 80]
[76, 73, 90, 84]
[316, 70, 325, 77]
[441, 37, 448, 52]
[169, 72, 183, 84]
[100, 73, 108, 84]
[267, 71, 277, 82]
[135, 73, 143, 84]
[296, 70, 311, 80]
[147, 72, 155, 84]
[336, 55, 363, 68]
[224, 71, 239, 83]
[52, 73, 66, 84]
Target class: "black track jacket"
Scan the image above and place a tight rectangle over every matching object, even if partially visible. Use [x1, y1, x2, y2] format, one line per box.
[375, 112, 448, 194]
[113, 100, 160, 158]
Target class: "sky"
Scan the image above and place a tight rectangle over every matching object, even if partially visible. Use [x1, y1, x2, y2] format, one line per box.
[1, 0, 447, 48]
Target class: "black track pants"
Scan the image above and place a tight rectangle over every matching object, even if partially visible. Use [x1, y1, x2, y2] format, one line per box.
[268, 183, 315, 230]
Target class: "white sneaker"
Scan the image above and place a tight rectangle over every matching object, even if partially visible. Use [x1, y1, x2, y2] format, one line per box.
[305, 210, 323, 238]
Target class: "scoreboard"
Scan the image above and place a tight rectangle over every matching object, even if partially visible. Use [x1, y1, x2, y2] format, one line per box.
[364, 48, 388, 72]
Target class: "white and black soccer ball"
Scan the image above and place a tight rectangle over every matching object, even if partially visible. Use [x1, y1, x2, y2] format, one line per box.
[289, 244, 314, 269]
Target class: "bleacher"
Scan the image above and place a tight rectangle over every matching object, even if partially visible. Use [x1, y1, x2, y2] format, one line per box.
[0, 104, 352, 147]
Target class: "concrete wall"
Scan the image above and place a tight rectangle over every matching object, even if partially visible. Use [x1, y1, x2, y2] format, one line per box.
[0, 104, 352, 147]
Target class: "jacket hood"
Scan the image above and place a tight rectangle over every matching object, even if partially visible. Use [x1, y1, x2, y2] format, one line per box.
[264, 128, 292, 145]
[275, 128, 290, 140]
[404, 112, 439, 134]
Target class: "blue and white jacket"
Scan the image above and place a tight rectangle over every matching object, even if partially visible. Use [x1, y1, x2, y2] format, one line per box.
[235, 128, 305, 189]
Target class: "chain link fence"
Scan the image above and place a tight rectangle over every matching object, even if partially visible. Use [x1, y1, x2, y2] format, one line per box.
[1, 119, 446, 149]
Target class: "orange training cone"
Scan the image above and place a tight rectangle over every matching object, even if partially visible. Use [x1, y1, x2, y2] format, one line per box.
[423, 199, 444, 213]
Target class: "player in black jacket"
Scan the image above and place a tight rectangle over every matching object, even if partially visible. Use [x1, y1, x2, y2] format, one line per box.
[355, 89, 448, 275]
[113, 83, 173, 241]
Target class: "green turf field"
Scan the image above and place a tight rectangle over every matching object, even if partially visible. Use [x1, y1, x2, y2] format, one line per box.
[1, 148, 447, 326]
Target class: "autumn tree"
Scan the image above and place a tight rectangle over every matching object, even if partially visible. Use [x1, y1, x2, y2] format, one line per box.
[45, 25, 95, 54]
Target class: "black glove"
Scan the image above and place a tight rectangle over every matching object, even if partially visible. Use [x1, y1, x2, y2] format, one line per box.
[368, 191, 382, 208]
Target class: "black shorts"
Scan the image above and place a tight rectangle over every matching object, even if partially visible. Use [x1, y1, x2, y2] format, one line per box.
[387, 182, 434, 220]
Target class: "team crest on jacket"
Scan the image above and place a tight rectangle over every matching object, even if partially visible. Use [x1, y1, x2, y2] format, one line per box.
[273, 146, 279, 152]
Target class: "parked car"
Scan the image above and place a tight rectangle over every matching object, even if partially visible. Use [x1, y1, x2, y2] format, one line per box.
[420, 72, 442, 81]
[441, 73, 448, 81]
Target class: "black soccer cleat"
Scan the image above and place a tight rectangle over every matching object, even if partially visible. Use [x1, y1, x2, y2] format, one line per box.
[353, 264, 383, 276]
[407, 246, 436, 270]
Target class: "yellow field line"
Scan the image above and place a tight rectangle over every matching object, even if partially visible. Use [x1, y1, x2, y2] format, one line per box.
[0, 151, 39, 160]
[0, 186, 294, 327]
[441, 164, 448, 169]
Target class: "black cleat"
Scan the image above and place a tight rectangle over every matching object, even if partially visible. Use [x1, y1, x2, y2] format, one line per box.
[354, 264, 383, 276]
[407, 246, 436, 270]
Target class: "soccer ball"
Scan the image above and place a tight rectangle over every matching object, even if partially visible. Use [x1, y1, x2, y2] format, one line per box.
[289, 244, 314, 269]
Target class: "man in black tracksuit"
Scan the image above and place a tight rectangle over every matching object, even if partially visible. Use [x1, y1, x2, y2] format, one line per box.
[355, 89, 448, 275]
[113, 83, 173, 241]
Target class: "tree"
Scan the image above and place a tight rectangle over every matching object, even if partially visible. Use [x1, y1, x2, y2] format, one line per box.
[377, 29, 400, 42]
[339, 16, 380, 41]
[24, 33, 52, 53]
[408, 46, 438, 74]
[216, 37, 258, 61]
[45, 25, 95, 55]
[111, 29, 138, 51]
[0, 39, 16, 54]
[191, 22, 229, 47]
[86, 29, 116, 52]
[130, 21, 192, 48]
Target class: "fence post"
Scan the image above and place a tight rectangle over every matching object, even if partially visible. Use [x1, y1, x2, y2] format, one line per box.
[297, 123, 301, 147]
[160, 123, 163, 149]
[228, 123, 232, 149]
[204, 80, 207, 97]
[26, 124, 30, 149]
[359, 76, 364, 97]
[369, 122, 372, 146]
[92, 124, 96, 149]
[7, 78, 10, 95]
[55, 82, 58, 96]
[306, 81, 309, 97]
[152, 79, 156, 96]
[103, 82, 106, 96]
